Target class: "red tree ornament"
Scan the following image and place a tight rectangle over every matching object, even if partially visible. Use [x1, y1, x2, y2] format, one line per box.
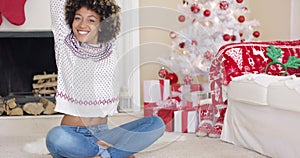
[169, 31, 177, 39]
[178, 15, 186, 22]
[203, 10, 211, 17]
[191, 4, 200, 14]
[183, 75, 193, 85]
[179, 42, 185, 48]
[166, 73, 178, 85]
[238, 15, 245, 23]
[219, 1, 229, 10]
[191, 40, 198, 46]
[253, 31, 260, 38]
[231, 35, 236, 41]
[158, 67, 169, 78]
[223, 34, 231, 41]
[236, 0, 243, 3]
[242, 7, 248, 11]
[204, 51, 214, 59]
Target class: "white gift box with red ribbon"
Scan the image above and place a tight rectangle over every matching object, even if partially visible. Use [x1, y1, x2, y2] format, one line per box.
[174, 106, 199, 133]
[143, 80, 170, 116]
[171, 84, 202, 107]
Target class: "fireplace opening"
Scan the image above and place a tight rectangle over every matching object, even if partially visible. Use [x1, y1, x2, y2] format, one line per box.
[0, 32, 57, 97]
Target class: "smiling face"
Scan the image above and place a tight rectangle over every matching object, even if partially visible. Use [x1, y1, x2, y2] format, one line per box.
[72, 7, 101, 44]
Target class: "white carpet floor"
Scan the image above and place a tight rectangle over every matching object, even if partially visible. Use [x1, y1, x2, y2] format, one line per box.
[0, 114, 268, 158]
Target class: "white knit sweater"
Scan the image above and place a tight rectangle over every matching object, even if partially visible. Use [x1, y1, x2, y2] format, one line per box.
[50, 0, 119, 117]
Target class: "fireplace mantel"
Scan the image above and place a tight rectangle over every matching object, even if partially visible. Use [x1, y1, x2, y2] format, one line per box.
[0, 31, 53, 38]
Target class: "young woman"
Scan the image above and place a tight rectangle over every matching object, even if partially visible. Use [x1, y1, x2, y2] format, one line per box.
[46, 0, 165, 157]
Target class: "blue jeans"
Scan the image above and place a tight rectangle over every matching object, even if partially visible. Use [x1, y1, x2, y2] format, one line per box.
[46, 116, 165, 158]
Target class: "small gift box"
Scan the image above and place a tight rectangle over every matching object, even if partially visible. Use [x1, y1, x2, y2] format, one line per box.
[157, 107, 178, 132]
[171, 84, 202, 107]
[143, 80, 170, 117]
[174, 106, 199, 133]
[171, 84, 182, 103]
[189, 84, 203, 107]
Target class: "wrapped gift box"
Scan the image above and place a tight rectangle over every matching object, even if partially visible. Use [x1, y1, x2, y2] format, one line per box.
[174, 107, 199, 133]
[171, 84, 202, 107]
[157, 107, 178, 132]
[189, 84, 203, 107]
[171, 84, 182, 103]
[143, 80, 170, 116]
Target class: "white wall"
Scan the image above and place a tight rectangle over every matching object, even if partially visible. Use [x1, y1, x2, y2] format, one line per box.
[246, 0, 291, 41]
[291, 0, 300, 39]
[139, 0, 179, 106]
[116, 0, 141, 111]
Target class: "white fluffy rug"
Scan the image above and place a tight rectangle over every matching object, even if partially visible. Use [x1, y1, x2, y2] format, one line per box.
[21, 132, 268, 158]
[22, 132, 184, 155]
[1, 114, 267, 158]
[23, 137, 49, 155]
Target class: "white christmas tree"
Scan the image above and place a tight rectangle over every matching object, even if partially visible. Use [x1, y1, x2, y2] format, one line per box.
[158, 0, 260, 83]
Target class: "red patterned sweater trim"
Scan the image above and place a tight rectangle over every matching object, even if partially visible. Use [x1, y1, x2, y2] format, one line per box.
[56, 91, 119, 106]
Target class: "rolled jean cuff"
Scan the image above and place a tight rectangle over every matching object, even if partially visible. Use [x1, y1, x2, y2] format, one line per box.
[96, 144, 110, 158]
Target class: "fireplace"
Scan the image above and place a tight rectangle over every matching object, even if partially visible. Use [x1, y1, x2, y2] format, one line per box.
[0, 32, 57, 97]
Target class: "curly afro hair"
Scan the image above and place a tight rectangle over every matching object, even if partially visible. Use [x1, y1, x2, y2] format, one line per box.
[65, 0, 121, 43]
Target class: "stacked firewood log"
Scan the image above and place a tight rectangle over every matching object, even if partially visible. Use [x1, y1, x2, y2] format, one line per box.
[0, 97, 56, 116]
[0, 96, 5, 116]
[32, 72, 57, 96]
[3, 98, 23, 116]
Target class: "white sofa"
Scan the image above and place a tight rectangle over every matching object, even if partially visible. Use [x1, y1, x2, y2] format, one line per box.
[221, 74, 300, 158]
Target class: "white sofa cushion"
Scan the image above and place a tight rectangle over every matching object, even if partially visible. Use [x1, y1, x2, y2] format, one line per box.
[228, 74, 292, 106]
[268, 77, 300, 112]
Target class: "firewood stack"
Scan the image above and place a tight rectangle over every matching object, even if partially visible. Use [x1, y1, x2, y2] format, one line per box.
[4, 98, 23, 116]
[0, 97, 56, 116]
[32, 72, 57, 96]
[0, 96, 5, 116]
